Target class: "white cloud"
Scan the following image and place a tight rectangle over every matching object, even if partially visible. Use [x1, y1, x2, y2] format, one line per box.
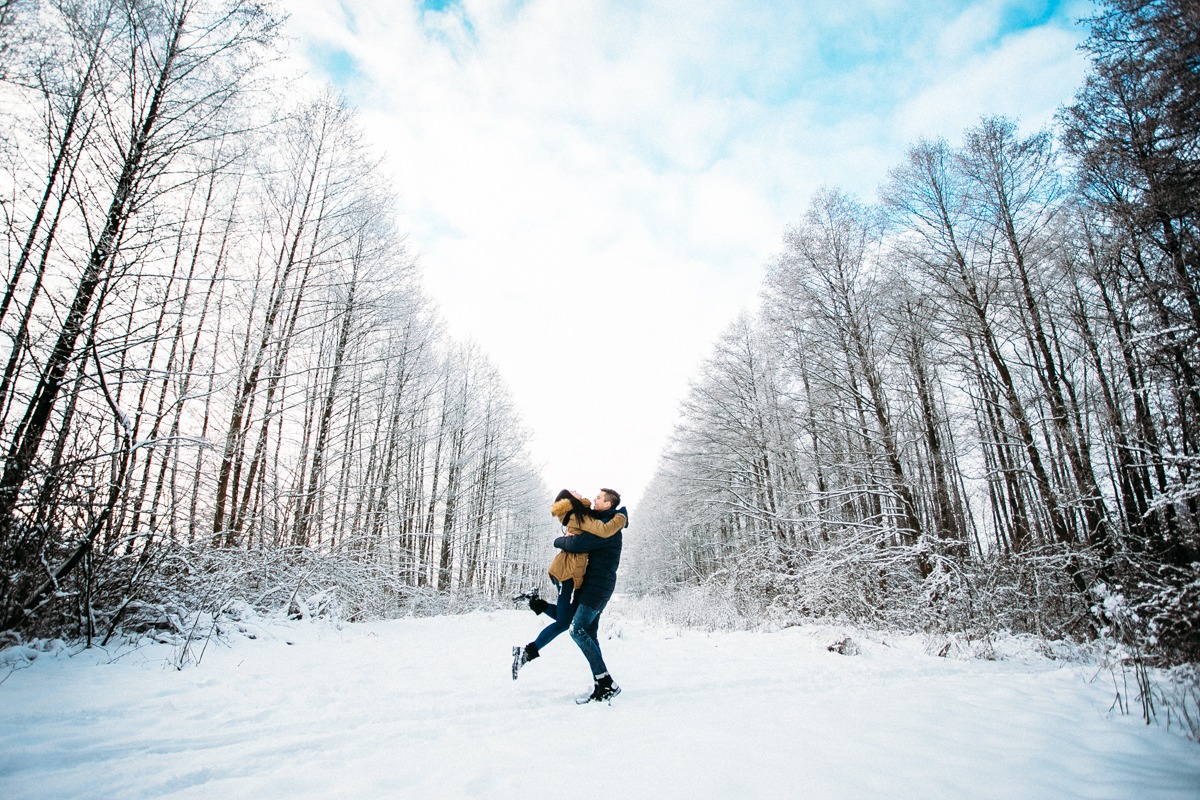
[281, 0, 1092, 506]
[895, 22, 1091, 142]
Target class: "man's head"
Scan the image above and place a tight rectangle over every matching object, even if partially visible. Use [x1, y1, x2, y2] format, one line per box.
[592, 488, 621, 512]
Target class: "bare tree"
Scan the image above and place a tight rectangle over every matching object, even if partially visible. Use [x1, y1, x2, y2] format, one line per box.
[0, 0, 277, 628]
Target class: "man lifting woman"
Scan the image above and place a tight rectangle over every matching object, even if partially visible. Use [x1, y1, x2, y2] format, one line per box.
[512, 488, 628, 703]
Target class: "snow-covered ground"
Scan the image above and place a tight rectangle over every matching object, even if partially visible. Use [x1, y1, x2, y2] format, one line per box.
[2, 602, 1198, 799]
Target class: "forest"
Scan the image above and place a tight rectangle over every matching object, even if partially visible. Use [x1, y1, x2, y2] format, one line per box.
[0, 0, 553, 644]
[631, 0, 1200, 682]
[0, 0, 1196, 701]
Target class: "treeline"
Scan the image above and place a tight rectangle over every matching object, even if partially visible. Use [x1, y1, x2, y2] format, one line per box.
[631, 0, 1199, 665]
[0, 0, 550, 640]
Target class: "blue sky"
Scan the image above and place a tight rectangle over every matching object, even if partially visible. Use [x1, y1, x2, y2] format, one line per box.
[287, 0, 1094, 506]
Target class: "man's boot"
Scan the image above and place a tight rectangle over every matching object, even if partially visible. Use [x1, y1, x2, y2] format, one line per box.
[576, 672, 621, 704]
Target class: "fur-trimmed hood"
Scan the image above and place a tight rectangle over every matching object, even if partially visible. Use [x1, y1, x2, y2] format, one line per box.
[551, 496, 591, 523]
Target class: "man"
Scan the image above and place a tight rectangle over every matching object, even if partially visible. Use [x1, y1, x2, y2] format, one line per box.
[555, 487, 628, 703]
[513, 487, 628, 703]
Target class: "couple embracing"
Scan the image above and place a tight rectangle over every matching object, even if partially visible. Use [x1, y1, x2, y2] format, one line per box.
[512, 487, 628, 704]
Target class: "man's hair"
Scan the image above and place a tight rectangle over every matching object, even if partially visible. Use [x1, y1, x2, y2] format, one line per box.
[600, 488, 621, 508]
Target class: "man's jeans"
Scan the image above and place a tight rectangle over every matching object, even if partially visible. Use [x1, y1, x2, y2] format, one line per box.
[569, 602, 608, 678]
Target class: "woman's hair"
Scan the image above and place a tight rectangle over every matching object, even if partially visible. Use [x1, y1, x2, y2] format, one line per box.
[555, 488, 599, 527]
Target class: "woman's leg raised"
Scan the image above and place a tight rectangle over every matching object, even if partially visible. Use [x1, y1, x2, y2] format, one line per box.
[532, 579, 576, 650]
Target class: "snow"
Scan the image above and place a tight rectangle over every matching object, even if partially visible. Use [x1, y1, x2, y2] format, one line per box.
[2, 603, 1199, 799]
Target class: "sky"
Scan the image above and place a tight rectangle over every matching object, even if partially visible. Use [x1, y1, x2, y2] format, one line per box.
[281, 0, 1095, 509]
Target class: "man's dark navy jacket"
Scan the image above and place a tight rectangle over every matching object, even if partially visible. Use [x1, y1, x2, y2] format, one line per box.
[554, 506, 629, 608]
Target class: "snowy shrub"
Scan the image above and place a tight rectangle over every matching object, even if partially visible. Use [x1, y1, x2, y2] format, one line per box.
[287, 589, 341, 622]
[923, 633, 1005, 661]
[1149, 664, 1200, 742]
[402, 587, 503, 617]
[118, 601, 191, 637]
[7, 535, 519, 649]
[954, 547, 1097, 641]
[0, 636, 66, 670]
[1128, 562, 1200, 665]
[617, 580, 752, 632]
[626, 532, 1102, 654]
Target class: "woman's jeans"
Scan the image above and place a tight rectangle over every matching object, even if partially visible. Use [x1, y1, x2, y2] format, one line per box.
[532, 580, 577, 651]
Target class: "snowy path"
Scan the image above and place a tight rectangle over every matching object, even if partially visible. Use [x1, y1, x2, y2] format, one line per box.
[2, 606, 1198, 799]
